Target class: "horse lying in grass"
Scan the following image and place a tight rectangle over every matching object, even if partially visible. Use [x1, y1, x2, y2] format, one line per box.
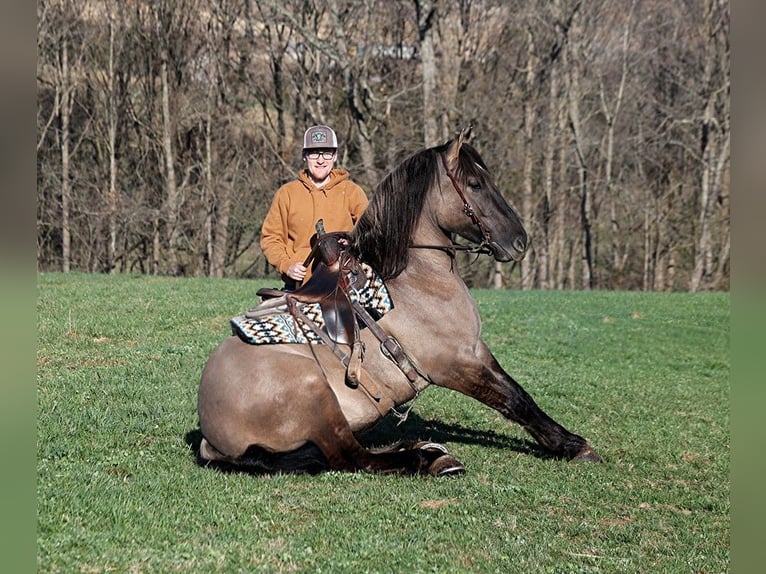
[197, 128, 601, 476]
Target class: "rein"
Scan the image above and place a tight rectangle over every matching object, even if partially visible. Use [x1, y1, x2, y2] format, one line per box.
[409, 153, 494, 257]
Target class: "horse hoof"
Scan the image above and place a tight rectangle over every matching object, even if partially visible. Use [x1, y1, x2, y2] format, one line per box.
[573, 446, 603, 462]
[429, 454, 465, 477]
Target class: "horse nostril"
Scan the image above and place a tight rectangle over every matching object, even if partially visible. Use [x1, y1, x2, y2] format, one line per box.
[513, 237, 527, 253]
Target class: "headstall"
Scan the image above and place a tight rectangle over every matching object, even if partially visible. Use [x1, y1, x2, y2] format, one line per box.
[409, 152, 494, 257]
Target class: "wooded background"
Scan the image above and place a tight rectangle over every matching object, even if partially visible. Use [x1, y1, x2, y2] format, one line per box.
[36, 0, 730, 291]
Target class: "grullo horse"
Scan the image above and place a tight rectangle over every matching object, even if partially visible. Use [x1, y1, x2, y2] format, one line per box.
[197, 128, 601, 476]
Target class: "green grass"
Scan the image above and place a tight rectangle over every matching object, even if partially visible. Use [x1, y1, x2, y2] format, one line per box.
[37, 273, 729, 573]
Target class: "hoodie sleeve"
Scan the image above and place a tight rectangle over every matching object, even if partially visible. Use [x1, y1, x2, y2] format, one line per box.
[259, 188, 293, 275]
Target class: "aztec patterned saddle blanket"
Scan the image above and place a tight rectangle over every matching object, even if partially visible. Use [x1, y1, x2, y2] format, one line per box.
[230, 262, 392, 346]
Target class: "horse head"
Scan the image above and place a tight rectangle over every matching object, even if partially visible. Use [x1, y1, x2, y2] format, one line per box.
[438, 127, 528, 263]
[352, 127, 528, 280]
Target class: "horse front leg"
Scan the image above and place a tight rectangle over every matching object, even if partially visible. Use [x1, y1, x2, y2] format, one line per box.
[315, 426, 466, 476]
[308, 388, 466, 476]
[446, 342, 601, 461]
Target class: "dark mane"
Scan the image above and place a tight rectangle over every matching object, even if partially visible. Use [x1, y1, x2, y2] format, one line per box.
[350, 145, 440, 280]
[351, 140, 489, 280]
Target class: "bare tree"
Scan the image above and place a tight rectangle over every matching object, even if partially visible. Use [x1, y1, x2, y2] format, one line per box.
[690, 0, 730, 291]
[411, 0, 438, 146]
[80, 0, 133, 273]
[519, 25, 538, 290]
[35, 0, 730, 290]
[598, 1, 636, 286]
[39, 0, 84, 272]
[560, 2, 594, 289]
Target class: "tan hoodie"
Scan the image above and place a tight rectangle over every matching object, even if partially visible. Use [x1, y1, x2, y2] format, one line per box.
[260, 168, 368, 282]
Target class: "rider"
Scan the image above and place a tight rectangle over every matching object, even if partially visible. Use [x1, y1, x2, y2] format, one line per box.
[260, 124, 369, 290]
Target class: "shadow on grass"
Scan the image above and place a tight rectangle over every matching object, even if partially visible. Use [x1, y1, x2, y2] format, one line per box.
[185, 428, 203, 456]
[357, 410, 545, 458]
[184, 410, 545, 464]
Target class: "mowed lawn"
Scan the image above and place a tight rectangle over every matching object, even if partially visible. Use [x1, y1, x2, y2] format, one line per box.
[37, 273, 729, 573]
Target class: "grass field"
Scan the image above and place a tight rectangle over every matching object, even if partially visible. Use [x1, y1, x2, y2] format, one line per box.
[37, 272, 729, 573]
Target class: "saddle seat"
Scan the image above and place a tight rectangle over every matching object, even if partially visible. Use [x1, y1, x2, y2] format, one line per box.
[253, 231, 365, 347]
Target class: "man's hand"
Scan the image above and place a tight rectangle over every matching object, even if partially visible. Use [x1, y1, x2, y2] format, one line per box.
[286, 262, 307, 281]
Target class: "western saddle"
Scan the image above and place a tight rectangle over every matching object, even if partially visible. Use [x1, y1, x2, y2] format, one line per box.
[247, 221, 427, 416]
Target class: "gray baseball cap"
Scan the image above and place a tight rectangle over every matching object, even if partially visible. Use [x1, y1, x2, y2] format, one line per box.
[303, 125, 338, 149]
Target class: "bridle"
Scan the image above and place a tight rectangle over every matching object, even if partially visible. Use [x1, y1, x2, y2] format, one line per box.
[409, 152, 494, 257]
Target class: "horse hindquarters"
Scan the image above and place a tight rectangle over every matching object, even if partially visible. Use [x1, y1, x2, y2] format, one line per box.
[197, 338, 355, 466]
[197, 337, 466, 475]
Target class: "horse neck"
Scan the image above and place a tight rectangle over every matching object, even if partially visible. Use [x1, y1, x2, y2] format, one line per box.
[382, 232, 481, 362]
[390, 233, 473, 302]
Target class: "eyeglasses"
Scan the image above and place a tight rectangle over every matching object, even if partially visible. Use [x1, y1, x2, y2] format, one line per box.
[305, 150, 336, 160]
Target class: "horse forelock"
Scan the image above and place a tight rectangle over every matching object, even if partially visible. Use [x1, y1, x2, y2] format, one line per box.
[352, 148, 439, 280]
[455, 144, 491, 185]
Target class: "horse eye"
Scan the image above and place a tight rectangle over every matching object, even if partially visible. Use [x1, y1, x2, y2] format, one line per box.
[467, 179, 481, 191]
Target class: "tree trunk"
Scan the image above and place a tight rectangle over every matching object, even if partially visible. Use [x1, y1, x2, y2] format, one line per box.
[521, 27, 537, 290]
[160, 48, 180, 275]
[601, 1, 633, 283]
[554, 94, 568, 290]
[415, 0, 439, 147]
[642, 206, 651, 291]
[203, 117, 215, 277]
[492, 262, 504, 289]
[60, 35, 72, 273]
[210, 134, 231, 279]
[106, 14, 118, 273]
[434, 4, 462, 142]
[203, 24, 230, 279]
[563, 8, 593, 290]
[152, 212, 161, 276]
[273, 49, 286, 162]
[540, 57, 560, 290]
[712, 229, 729, 289]
[690, 0, 729, 292]
[355, 125, 377, 190]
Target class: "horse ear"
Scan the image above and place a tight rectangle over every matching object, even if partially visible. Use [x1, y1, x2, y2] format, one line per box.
[445, 126, 472, 172]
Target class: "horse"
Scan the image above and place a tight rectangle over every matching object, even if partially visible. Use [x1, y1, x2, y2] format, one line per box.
[197, 127, 601, 476]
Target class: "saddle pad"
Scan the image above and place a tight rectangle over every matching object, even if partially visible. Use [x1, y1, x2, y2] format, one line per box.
[230, 262, 393, 346]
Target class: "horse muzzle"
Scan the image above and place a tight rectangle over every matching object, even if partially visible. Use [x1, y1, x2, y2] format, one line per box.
[490, 236, 528, 262]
